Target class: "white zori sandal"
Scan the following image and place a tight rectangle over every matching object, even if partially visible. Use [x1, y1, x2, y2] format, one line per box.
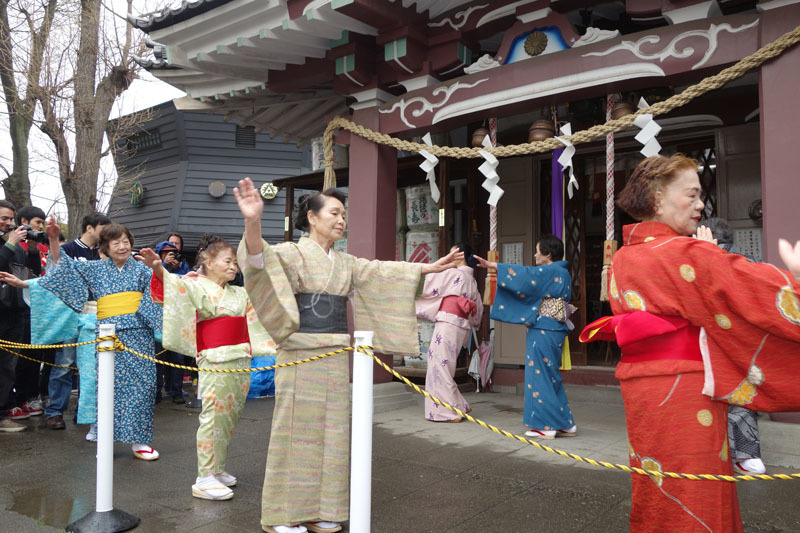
[304, 521, 342, 533]
[192, 476, 233, 501]
[262, 526, 308, 533]
[214, 471, 237, 487]
[131, 444, 159, 461]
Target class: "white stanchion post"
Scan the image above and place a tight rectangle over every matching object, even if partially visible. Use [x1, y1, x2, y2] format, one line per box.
[350, 331, 374, 533]
[66, 323, 139, 532]
[96, 323, 116, 512]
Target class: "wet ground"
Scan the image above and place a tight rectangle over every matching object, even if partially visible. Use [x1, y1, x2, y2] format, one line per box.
[2, 385, 800, 532]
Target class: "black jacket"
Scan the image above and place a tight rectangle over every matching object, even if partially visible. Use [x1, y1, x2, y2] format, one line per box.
[0, 238, 42, 310]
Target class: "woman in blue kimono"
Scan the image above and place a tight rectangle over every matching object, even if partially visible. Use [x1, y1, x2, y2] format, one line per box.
[475, 234, 577, 439]
[32, 220, 161, 459]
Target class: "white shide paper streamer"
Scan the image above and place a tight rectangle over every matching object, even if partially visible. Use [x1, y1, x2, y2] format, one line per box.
[418, 133, 440, 203]
[478, 134, 504, 206]
[555, 123, 579, 199]
[634, 97, 662, 158]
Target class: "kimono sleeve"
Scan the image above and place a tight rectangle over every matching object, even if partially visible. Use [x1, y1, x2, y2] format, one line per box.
[160, 272, 204, 357]
[245, 301, 277, 356]
[415, 271, 448, 322]
[469, 283, 484, 329]
[37, 252, 91, 312]
[490, 263, 545, 326]
[237, 236, 299, 345]
[351, 257, 423, 355]
[135, 262, 163, 333]
[27, 278, 80, 345]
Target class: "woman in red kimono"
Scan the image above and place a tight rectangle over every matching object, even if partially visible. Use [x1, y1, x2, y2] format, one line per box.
[580, 153, 800, 532]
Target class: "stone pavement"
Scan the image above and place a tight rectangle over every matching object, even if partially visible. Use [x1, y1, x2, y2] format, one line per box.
[2, 383, 800, 532]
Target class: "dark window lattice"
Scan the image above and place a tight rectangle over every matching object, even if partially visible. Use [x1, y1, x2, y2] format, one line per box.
[127, 129, 161, 152]
[235, 125, 256, 148]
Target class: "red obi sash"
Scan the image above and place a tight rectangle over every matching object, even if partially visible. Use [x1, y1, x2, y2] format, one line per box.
[196, 316, 250, 352]
[579, 311, 701, 363]
[439, 295, 477, 319]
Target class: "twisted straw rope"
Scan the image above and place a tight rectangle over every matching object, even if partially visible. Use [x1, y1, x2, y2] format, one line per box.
[322, 23, 800, 181]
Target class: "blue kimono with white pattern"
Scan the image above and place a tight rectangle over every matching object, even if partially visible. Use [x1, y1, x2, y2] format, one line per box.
[28, 279, 97, 424]
[491, 261, 575, 431]
[38, 254, 162, 443]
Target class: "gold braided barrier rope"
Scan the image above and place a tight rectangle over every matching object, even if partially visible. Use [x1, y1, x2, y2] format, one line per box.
[4, 335, 800, 481]
[0, 337, 164, 371]
[322, 23, 800, 188]
[358, 346, 800, 483]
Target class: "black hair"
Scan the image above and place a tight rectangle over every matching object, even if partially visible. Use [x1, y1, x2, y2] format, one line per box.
[167, 232, 184, 251]
[0, 199, 16, 212]
[454, 242, 478, 268]
[294, 188, 347, 232]
[17, 205, 46, 225]
[196, 233, 222, 253]
[699, 217, 733, 245]
[537, 234, 564, 261]
[81, 212, 112, 233]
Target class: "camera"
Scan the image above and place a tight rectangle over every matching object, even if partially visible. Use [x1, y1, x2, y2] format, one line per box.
[19, 224, 49, 245]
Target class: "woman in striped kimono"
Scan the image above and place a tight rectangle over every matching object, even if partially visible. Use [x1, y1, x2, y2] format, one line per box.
[234, 178, 461, 533]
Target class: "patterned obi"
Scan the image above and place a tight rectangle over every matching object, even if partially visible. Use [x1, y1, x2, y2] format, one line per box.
[439, 295, 477, 319]
[538, 297, 568, 322]
[97, 291, 141, 319]
[197, 316, 249, 352]
[579, 311, 702, 363]
[295, 293, 349, 334]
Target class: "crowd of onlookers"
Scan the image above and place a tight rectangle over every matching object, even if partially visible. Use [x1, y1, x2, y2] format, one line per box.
[0, 199, 208, 433]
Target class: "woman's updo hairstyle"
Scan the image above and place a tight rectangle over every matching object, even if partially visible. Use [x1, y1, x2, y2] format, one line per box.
[195, 240, 234, 274]
[294, 188, 347, 232]
[455, 242, 478, 268]
[616, 153, 699, 221]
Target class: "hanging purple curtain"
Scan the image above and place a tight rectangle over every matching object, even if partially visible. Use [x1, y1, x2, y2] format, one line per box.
[551, 147, 564, 239]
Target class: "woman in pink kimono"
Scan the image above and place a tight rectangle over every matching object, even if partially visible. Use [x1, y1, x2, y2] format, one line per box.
[416, 243, 483, 422]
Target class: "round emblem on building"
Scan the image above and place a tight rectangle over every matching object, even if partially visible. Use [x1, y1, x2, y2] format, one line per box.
[260, 182, 279, 200]
[524, 31, 548, 57]
[208, 180, 227, 198]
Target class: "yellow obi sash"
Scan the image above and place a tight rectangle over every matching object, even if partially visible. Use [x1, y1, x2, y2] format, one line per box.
[97, 291, 142, 319]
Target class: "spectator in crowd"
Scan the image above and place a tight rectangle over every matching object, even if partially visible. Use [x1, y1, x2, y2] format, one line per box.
[153, 240, 188, 404]
[0, 200, 42, 432]
[166, 233, 190, 275]
[9, 205, 49, 420]
[43, 212, 110, 432]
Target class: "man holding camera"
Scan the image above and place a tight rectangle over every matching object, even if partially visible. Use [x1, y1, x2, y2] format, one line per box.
[153, 240, 187, 403]
[0, 200, 43, 432]
[9, 206, 51, 420]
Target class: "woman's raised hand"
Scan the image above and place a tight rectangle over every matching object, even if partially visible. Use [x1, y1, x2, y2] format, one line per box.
[779, 239, 800, 280]
[135, 248, 162, 271]
[420, 248, 464, 275]
[234, 177, 264, 221]
[472, 254, 497, 271]
[0, 271, 28, 289]
[693, 225, 717, 245]
[45, 216, 60, 240]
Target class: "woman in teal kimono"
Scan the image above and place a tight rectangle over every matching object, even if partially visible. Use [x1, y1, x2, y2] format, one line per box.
[33, 221, 161, 459]
[476, 234, 577, 439]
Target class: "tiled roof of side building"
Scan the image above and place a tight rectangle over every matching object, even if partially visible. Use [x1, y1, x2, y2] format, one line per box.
[127, 0, 235, 32]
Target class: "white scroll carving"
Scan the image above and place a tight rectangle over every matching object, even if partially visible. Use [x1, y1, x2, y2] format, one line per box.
[379, 78, 489, 128]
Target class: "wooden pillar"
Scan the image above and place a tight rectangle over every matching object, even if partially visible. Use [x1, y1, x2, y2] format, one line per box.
[348, 105, 398, 383]
[437, 159, 450, 258]
[759, 4, 800, 266]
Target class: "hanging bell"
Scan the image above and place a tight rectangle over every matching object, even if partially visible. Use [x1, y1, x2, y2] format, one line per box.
[471, 127, 489, 147]
[527, 120, 555, 143]
[611, 100, 635, 120]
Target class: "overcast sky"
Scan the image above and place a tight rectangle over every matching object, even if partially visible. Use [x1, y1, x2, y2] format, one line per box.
[0, 1, 186, 222]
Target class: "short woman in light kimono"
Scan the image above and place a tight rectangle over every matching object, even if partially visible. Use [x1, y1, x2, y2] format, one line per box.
[140, 240, 276, 501]
[1, 221, 163, 460]
[416, 243, 483, 422]
[234, 178, 462, 533]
